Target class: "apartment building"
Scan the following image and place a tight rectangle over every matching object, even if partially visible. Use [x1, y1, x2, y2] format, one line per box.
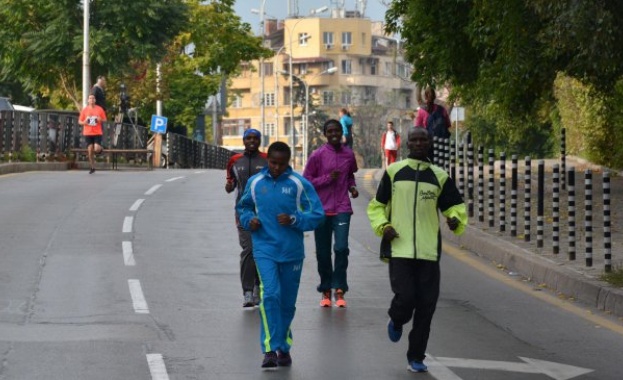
[222, 11, 417, 165]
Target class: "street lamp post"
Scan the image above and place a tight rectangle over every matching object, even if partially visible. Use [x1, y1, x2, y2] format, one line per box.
[252, 0, 268, 146]
[82, 0, 90, 107]
[281, 66, 337, 167]
[302, 67, 337, 166]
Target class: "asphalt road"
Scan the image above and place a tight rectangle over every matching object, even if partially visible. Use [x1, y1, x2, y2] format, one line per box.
[0, 169, 622, 379]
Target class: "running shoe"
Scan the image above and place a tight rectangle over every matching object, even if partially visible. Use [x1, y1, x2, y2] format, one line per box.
[387, 319, 402, 342]
[243, 291, 254, 308]
[277, 351, 292, 367]
[252, 285, 260, 306]
[89, 167, 95, 174]
[261, 351, 278, 369]
[407, 360, 428, 373]
[334, 289, 347, 308]
[319, 290, 332, 307]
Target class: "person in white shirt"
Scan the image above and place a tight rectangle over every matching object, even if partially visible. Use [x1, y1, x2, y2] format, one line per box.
[381, 121, 401, 167]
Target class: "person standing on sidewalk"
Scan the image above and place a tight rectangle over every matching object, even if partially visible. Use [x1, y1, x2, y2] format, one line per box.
[367, 127, 467, 373]
[415, 86, 451, 161]
[303, 119, 359, 308]
[225, 129, 268, 308]
[381, 121, 401, 168]
[339, 108, 354, 148]
[237, 141, 324, 369]
[91, 75, 107, 113]
[78, 94, 107, 174]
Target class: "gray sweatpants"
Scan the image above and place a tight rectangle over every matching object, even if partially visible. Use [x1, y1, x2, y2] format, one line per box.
[238, 226, 259, 294]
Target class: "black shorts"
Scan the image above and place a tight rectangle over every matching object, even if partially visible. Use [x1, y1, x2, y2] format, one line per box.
[85, 135, 103, 146]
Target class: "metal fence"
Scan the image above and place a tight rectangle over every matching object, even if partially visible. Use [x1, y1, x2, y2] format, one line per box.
[0, 109, 233, 169]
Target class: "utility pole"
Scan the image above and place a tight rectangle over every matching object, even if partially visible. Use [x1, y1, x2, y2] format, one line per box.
[82, 0, 90, 107]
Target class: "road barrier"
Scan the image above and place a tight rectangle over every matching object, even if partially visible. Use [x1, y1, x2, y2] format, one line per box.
[0, 110, 232, 169]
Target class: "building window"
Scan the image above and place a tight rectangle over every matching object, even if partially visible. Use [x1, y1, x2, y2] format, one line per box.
[341, 60, 352, 74]
[265, 122, 276, 137]
[299, 33, 310, 46]
[405, 96, 412, 109]
[341, 91, 351, 105]
[323, 32, 334, 47]
[222, 119, 250, 136]
[342, 32, 352, 47]
[322, 91, 334, 105]
[322, 62, 335, 72]
[232, 95, 242, 108]
[384, 62, 392, 76]
[362, 32, 366, 46]
[370, 60, 378, 75]
[265, 93, 275, 107]
[262, 62, 273, 77]
[296, 63, 308, 75]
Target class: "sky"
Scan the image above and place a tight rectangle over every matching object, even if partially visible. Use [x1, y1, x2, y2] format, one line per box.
[233, 0, 389, 28]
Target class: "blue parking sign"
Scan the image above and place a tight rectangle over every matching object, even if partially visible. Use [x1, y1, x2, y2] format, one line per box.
[150, 115, 168, 134]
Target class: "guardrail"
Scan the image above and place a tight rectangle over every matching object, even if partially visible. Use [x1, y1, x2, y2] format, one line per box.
[0, 109, 233, 169]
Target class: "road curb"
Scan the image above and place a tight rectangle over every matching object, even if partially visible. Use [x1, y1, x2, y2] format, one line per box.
[366, 168, 623, 318]
[0, 162, 70, 175]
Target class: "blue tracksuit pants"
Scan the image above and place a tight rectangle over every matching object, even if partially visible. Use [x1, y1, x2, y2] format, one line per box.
[255, 257, 304, 353]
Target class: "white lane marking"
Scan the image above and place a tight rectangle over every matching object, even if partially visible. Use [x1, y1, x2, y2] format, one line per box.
[426, 354, 463, 379]
[129, 199, 145, 211]
[165, 176, 185, 182]
[122, 216, 134, 233]
[145, 184, 162, 195]
[146, 353, 170, 380]
[194, 171, 205, 174]
[431, 356, 593, 379]
[122, 241, 135, 266]
[128, 279, 149, 314]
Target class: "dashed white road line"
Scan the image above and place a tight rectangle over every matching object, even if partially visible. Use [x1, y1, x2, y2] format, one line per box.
[426, 354, 464, 379]
[146, 354, 170, 380]
[145, 184, 162, 195]
[128, 279, 149, 314]
[122, 216, 134, 233]
[129, 199, 145, 211]
[165, 176, 185, 182]
[122, 241, 135, 266]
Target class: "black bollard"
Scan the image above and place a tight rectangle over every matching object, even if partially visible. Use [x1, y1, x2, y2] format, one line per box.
[537, 160, 544, 248]
[488, 149, 495, 228]
[499, 152, 506, 232]
[552, 164, 560, 254]
[561, 128, 566, 191]
[584, 170, 593, 267]
[467, 140, 474, 218]
[478, 146, 484, 222]
[567, 168, 576, 261]
[524, 156, 531, 242]
[511, 155, 518, 237]
[604, 171, 611, 272]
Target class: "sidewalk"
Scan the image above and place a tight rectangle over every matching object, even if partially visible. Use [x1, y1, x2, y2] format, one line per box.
[366, 156, 623, 319]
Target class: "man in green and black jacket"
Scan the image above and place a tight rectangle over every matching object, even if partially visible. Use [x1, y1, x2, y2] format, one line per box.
[367, 127, 467, 373]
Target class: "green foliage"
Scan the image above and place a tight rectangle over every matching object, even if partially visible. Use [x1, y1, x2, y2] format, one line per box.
[385, 0, 623, 164]
[19, 145, 36, 162]
[0, 0, 189, 109]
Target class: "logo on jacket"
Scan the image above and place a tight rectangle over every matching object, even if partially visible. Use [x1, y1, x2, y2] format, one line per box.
[420, 190, 436, 201]
[282, 187, 292, 195]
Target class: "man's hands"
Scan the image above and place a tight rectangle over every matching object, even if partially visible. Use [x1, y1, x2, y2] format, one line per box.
[277, 213, 294, 226]
[446, 217, 460, 231]
[249, 218, 261, 231]
[330, 170, 340, 181]
[225, 181, 235, 193]
[349, 186, 359, 199]
[382, 225, 399, 241]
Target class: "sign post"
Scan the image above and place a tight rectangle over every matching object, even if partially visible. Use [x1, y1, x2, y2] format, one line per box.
[150, 115, 168, 168]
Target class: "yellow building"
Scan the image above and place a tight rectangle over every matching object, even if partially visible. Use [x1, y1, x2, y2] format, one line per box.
[223, 10, 417, 167]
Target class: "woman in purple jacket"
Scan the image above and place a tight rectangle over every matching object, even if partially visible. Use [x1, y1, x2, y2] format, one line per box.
[303, 119, 359, 307]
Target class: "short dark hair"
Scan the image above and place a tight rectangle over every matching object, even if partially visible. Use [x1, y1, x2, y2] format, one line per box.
[323, 119, 341, 134]
[387, 121, 394, 126]
[267, 141, 291, 159]
[97, 75, 106, 81]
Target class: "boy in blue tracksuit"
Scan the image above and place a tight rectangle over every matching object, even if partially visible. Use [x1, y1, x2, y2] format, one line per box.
[237, 141, 325, 370]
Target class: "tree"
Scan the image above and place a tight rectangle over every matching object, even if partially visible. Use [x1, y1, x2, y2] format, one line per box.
[385, 0, 623, 162]
[0, 0, 189, 109]
[122, 0, 273, 138]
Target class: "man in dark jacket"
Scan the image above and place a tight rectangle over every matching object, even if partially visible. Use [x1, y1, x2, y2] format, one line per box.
[225, 129, 268, 307]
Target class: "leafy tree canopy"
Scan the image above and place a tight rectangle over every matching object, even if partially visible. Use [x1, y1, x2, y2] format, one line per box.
[0, 0, 189, 109]
[385, 0, 623, 114]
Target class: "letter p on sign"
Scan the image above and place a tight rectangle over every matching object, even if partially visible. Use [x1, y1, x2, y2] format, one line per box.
[150, 115, 168, 134]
